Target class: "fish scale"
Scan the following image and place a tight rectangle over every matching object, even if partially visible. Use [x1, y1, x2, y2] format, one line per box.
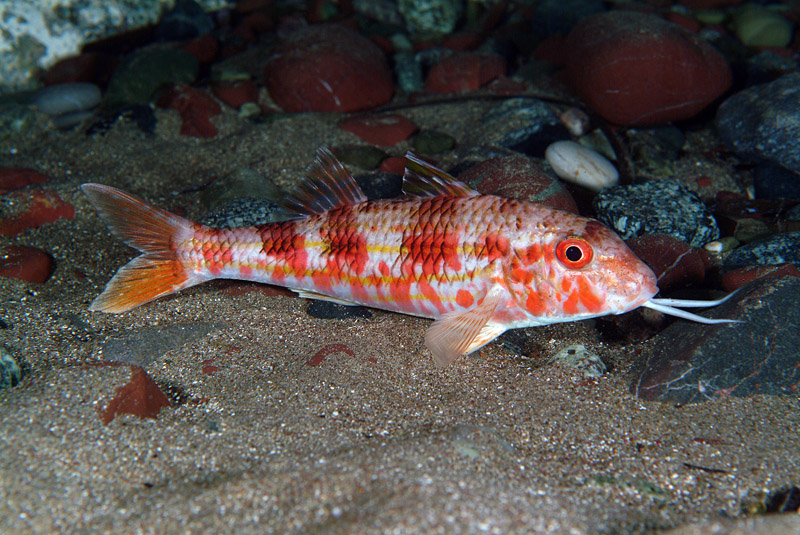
[82, 147, 739, 367]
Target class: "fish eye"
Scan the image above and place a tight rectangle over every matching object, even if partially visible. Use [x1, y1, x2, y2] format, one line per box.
[555, 236, 593, 269]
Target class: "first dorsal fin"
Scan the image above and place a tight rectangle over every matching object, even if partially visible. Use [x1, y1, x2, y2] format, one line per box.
[402, 152, 479, 198]
[281, 147, 368, 217]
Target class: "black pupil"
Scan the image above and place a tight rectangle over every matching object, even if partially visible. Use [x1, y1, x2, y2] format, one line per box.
[565, 245, 583, 262]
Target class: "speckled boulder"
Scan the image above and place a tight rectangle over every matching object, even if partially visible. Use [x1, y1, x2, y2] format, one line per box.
[566, 11, 731, 126]
[721, 232, 800, 272]
[593, 180, 719, 247]
[716, 73, 800, 175]
[264, 24, 393, 113]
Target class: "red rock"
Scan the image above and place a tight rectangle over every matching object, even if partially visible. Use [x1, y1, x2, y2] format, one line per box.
[338, 114, 417, 147]
[42, 52, 117, 87]
[627, 234, 711, 291]
[425, 52, 506, 94]
[264, 24, 393, 112]
[379, 156, 407, 175]
[442, 32, 481, 51]
[457, 155, 578, 213]
[0, 168, 49, 194]
[0, 244, 54, 283]
[211, 79, 259, 109]
[486, 76, 528, 95]
[565, 11, 732, 126]
[721, 263, 800, 292]
[181, 34, 219, 63]
[0, 190, 75, 237]
[101, 366, 171, 425]
[665, 12, 701, 33]
[158, 84, 221, 138]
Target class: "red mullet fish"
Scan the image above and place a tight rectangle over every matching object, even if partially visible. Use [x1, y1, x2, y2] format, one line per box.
[82, 148, 738, 367]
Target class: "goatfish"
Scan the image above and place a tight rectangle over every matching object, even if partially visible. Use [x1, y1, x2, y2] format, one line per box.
[82, 147, 738, 367]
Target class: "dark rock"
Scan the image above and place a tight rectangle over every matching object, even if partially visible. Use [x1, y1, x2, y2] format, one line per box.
[471, 98, 570, 158]
[722, 232, 800, 272]
[531, 0, 606, 37]
[593, 180, 719, 247]
[199, 197, 284, 228]
[105, 46, 199, 108]
[334, 146, 387, 171]
[716, 73, 800, 175]
[306, 300, 373, 320]
[156, 0, 214, 41]
[354, 172, 403, 201]
[633, 276, 800, 403]
[413, 130, 455, 154]
[753, 161, 800, 200]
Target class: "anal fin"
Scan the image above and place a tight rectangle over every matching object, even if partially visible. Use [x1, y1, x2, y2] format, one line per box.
[424, 286, 507, 368]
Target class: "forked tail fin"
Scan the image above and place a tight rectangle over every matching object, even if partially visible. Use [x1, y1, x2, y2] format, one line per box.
[81, 183, 205, 313]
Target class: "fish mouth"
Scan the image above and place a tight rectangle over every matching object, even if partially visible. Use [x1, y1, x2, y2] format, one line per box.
[642, 291, 744, 325]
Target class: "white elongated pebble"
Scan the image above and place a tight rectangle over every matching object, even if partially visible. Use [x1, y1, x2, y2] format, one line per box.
[545, 140, 619, 192]
[33, 83, 102, 117]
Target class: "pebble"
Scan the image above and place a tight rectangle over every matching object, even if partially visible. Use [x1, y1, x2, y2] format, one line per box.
[334, 146, 388, 171]
[593, 181, 719, 247]
[412, 130, 455, 155]
[627, 234, 711, 292]
[0, 189, 75, 237]
[472, 98, 570, 158]
[101, 366, 172, 425]
[716, 73, 800, 175]
[424, 52, 505, 94]
[355, 172, 404, 200]
[633, 276, 800, 403]
[264, 24, 393, 113]
[550, 343, 607, 379]
[32, 82, 101, 121]
[398, 0, 461, 36]
[0, 244, 55, 283]
[0, 347, 22, 390]
[105, 46, 199, 108]
[721, 232, 800, 272]
[157, 84, 221, 138]
[565, 11, 731, 125]
[0, 167, 49, 193]
[393, 51, 425, 94]
[211, 79, 259, 110]
[458, 154, 577, 213]
[544, 140, 619, 192]
[338, 114, 418, 147]
[732, 4, 793, 48]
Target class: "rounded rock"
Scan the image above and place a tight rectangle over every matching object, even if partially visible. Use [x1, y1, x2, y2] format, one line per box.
[545, 140, 618, 192]
[264, 24, 393, 113]
[32, 82, 102, 117]
[424, 52, 505, 94]
[566, 11, 732, 126]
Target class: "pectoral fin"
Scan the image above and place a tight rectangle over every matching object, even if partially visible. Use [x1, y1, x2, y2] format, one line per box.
[424, 287, 507, 368]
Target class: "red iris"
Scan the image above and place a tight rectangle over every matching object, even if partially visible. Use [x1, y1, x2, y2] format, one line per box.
[555, 236, 593, 269]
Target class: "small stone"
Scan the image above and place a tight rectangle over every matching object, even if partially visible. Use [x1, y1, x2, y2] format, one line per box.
[593, 181, 719, 247]
[558, 108, 590, 137]
[458, 154, 577, 213]
[551, 343, 607, 379]
[424, 52, 505, 93]
[338, 114, 417, 147]
[334, 146, 387, 171]
[0, 189, 75, 237]
[722, 232, 800, 272]
[211, 79, 259, 110]
[412, 130, 455, 154]
[627, 234, 711, 292]
[721, 264, 800, 292]
[399, 0, 461, 36]
[157, 84, 221, 138]
[545, 140, 619, 192]
[101, 366, 172, 425]
[0, 347, 22, 390]
[355, 172, 404, 201]
[105, 46, 199, 108]
[32, 82, 102, 117]
[0, 244, 55, 283]
[0, 168, 49, 194]
[732, 4, 793, 48]
[378, 156, 407, 175]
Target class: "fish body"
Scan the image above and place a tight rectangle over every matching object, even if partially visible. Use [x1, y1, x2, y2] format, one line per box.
[82, 148, 734, 367]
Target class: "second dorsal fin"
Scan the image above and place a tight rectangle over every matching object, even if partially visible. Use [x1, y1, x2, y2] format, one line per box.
[402, 152, 479, 198]
[281, 147, 368, 217]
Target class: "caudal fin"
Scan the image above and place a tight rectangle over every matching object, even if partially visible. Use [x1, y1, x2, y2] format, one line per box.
[81, 183, 204, 313]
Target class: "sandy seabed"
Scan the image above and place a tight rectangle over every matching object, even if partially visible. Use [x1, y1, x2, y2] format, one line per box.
[0, 103, 798, 534]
